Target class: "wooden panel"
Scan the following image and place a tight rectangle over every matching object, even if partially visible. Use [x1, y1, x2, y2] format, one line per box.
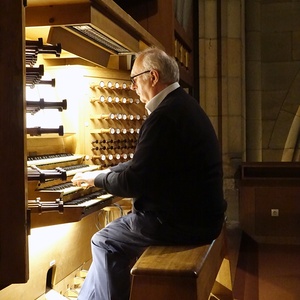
[145, 0, 175, 56]
[117, 0, 174, 55]
[0, 0, 28, 287]
[238, 187, 256, 238]
[25, 1, 163, 52]
[0, 211, 98, 299]
[26, 3, 140, 53]
[255, 187, 300, 237]
[47, 26, 111, 66]
[90, 6, 140, 52]
[25, 3, 91, 27]
[131, 276, 197, 300]
[237, 163, 300, 243]
[238, 162, 300, 180]
[27, 0, 88, 6]
[114, 0, 195, 87]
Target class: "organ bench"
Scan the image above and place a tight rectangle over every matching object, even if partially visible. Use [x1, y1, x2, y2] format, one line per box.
[130, 223, 233, 300]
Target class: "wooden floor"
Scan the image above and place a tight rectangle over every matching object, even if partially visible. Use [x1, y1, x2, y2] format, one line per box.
[44, 221, 300, 300]
[258, 243, 300, 300]
[227, 223, 300, 300]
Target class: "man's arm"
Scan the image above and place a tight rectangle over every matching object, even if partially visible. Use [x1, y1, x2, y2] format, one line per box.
[71, 160, 132, 187]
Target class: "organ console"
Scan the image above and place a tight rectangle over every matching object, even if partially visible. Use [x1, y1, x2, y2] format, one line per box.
[18, 22, 146, 300]
[27, 150, 123, 227]
[0, 22, 130, 300]
[0, 0, 171, 298]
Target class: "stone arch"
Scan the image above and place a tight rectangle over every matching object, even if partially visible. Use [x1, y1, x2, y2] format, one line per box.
[282, 106, 300, 161]
[268, 70, 300, 161]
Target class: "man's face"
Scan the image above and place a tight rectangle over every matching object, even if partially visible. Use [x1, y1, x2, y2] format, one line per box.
[130, 57, 152, 104]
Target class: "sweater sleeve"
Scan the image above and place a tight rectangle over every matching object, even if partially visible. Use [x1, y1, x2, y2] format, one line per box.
[109, 160, 132, 173]
[93, 111, 178, 198]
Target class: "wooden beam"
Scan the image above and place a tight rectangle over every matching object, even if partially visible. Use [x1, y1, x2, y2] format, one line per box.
[25, 1, 163, 53]
[25, 3, 91, 27]
[48, 27, 111, 67]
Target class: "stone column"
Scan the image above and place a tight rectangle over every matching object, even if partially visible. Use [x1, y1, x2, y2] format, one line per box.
[199, 0, 246, 224]
[245, 0, 262, 161]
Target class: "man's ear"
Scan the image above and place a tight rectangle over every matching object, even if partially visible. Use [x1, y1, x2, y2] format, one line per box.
[150, 69, 159, 86]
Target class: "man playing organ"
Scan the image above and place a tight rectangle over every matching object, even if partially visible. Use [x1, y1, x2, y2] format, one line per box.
[72, 47, 226, 300]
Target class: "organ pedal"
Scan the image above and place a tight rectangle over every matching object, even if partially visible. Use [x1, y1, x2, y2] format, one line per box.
[63, 269, 88, 300]
[78, 270, 88, 278]
[43, 268, 88, 300]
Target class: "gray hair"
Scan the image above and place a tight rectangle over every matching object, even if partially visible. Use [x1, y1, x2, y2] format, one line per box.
[136, 48, 180, 83]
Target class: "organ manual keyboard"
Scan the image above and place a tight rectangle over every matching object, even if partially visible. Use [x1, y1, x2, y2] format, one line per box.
[27, 152, 122, 228]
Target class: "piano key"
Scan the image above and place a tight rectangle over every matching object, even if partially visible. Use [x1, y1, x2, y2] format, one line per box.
[27, 153, 84, 167]
[64, 191, 113, 207]
[67, 198, 103, 207]
[63, 164, 99, 176]
[39, 182, 83, 195]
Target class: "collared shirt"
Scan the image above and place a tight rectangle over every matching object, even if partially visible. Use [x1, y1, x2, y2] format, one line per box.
[145, 82, 180, 114]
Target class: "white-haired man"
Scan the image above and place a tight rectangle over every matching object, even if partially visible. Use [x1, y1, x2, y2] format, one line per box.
[72, 47, 226, 300]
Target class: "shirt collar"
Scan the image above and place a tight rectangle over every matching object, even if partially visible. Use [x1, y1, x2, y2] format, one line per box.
[145, 82, 180, 114]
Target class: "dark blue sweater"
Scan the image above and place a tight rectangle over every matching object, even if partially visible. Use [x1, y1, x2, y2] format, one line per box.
[94, 87, 226, 238]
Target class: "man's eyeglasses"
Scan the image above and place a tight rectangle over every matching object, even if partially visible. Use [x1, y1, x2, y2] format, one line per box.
[130, 70, 151, 85]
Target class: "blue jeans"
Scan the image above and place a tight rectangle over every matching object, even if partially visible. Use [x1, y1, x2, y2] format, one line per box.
[78, 211, 216, 300]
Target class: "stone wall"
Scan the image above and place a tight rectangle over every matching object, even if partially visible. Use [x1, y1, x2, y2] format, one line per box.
[200, 0, 300, 224]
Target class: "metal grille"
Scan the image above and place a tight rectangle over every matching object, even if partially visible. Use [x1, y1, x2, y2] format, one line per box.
[67, 25, 130, 54]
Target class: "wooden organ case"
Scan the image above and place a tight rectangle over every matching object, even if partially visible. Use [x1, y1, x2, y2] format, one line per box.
[115, 0, 197, 89]
[0, 0, 163, 299]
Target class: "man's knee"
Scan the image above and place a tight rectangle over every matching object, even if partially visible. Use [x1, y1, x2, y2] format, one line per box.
[91, 229, 107, 249]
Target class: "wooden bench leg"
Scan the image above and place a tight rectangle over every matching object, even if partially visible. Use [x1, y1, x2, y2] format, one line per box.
[130, 223, 234, 300]
[210, 256, 233, 300]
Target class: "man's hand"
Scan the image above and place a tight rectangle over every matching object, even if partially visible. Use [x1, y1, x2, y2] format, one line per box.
[71, 169, 110, 187]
